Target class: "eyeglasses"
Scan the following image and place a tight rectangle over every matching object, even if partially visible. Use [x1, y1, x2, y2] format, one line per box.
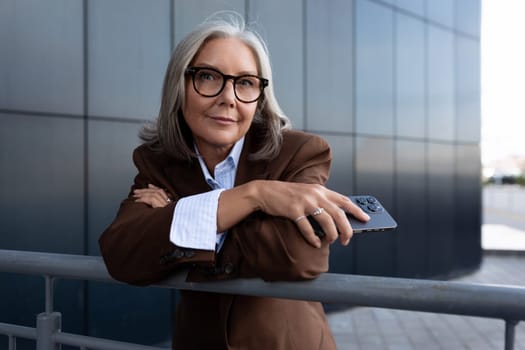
[185, 66, 268, 103]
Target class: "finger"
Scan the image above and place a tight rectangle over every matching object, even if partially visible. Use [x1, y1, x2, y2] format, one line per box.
[340, 196, 370, 222]
[295, 217, 322, 248]
[133, 188, 160, 196]
[312, 210, 338, 243]
[135, 186, 170, 203]
[133, 190, 158, 199]
[138, 197, 165, 208]
[151, 185, 170, 203]
[331, 207, 353, 246]
[134, 192, 169, 208]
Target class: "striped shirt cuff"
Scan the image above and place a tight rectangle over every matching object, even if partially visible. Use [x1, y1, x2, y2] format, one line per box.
[170, 189, 225, 251]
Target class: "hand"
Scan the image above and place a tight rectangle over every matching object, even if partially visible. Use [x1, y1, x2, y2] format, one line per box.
[133, 184, 172, 208]
[255, 181, 370, 248]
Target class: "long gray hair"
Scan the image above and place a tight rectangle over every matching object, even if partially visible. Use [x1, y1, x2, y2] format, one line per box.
[140, 12, 291, 161]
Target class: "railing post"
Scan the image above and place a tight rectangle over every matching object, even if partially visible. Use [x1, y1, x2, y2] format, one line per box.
[36, 312, 61, 350]
[504, 319, 518, 350]
[8, 335, 15, 350]
[44, 275, 54, 314]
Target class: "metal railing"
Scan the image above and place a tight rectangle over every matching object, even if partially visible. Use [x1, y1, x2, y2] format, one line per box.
[1, 248, 525, 350]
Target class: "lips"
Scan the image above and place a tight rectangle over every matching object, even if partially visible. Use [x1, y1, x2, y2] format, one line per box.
[209, 115, 236, 124]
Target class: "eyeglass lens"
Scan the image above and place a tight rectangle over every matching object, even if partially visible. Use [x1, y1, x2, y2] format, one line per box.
[191, 68, 266, 103]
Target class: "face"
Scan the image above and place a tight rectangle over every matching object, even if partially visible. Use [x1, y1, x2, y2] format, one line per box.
[183, 37, 260, 159]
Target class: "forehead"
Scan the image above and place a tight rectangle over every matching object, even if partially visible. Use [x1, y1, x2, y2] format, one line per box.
[192, 37, 259, 73]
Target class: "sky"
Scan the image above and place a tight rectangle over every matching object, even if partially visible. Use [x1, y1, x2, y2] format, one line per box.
[481, 0, 525, 165]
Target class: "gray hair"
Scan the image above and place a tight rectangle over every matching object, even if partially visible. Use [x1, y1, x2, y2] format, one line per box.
[140, 11, 291, 161]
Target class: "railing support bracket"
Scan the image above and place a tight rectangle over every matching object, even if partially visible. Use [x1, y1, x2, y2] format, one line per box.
[36, 312, 61, 350]
[504, 319, 519, 350]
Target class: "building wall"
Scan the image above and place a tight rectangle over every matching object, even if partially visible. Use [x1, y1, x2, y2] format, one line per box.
[0, 0, 481, 346]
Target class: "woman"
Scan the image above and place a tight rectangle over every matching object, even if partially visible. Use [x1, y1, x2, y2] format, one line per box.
[99, 12, 369, 350]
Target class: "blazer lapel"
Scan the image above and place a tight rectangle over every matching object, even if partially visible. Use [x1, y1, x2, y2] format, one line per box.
[163, 158, 211, 197]
[234, 132, 270, 186]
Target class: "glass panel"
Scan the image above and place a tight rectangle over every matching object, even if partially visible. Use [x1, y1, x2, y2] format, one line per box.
[427, 143, 455, 276]
[0, 0, 83, 115]
[88, 0, 171, 119]
[456, 37, 481, 143]
[355, 0, 394, 136]
[454, 145, 482, 269]
[427, 26, 455, 141]
[173, 0, 245, 42]
[455, 0, 481, 36]
[88, 282, 173, 344]
[248, 0, 304, 129]
[0, 113, 84, 252]
[396, 13, 425, 138]
[426, 0, 454, 28]
[355, 136, 395, 276]
[306, 0, 353, 133]
[395, 140, 427, 277]
[396, 0, 425, 16]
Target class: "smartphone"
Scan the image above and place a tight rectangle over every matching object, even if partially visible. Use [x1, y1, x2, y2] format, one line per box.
[308, 195, 397, 237]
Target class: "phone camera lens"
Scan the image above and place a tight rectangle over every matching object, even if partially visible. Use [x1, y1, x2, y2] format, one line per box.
[367, 204, 383, 212]
[356, 197, 367, 205]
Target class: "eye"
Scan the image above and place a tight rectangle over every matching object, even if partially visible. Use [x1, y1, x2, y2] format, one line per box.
[196, 70, 219, 82]
[237, 77, 257, 88]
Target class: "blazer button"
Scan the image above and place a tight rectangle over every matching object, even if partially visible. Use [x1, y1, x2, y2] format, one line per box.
[173, 249, 185, 259]
[184, 249, 195, 258]
[223, 262, 234, 274]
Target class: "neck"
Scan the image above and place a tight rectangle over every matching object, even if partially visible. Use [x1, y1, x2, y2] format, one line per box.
[197, 144, 232, 173]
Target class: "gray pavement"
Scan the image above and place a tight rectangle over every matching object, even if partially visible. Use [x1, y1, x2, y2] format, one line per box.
[328, 186, 525, 349]
[328, 252, 525, 350]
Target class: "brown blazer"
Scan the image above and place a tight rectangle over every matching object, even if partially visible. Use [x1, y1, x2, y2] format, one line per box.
[99, 129, 337, 349]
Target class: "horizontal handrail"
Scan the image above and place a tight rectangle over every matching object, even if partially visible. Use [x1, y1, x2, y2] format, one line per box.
[53, 330, 167, 350]
[1, 249, 525, 322]
[0, 322, 36, 340]
[0, 321, 167, 350]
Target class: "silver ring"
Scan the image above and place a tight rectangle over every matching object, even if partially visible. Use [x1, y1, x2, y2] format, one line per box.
[294, 215, 307, 223]
[166, 198, 172, 203]
[312, 207, 324, 216]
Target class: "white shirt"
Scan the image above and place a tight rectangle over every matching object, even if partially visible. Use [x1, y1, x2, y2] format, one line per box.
[169, 137, 245, 251]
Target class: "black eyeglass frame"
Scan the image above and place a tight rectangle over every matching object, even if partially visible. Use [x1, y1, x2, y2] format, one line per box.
[185, 66, 269, 103]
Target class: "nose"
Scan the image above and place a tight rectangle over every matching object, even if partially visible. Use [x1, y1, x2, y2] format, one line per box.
[218, 79, 236, 105]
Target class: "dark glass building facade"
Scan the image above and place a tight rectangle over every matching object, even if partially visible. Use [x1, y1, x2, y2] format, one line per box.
[0, 0, 481, 346]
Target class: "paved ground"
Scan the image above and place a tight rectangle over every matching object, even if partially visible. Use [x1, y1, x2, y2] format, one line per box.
[329, 187, 525, 349]
[483, 186, 525, 251]
[328, 253, 525, 350]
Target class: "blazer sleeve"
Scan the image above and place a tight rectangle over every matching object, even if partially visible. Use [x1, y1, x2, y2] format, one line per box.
[98, 147, 215, 286]
[228, 133, 334, 282]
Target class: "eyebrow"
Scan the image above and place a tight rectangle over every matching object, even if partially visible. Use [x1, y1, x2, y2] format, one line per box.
[192, 63, 259, 76]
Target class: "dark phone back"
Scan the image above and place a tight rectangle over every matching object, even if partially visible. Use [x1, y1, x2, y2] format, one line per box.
[346, 195, 397, 233]
[308, 195, 397, 237]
